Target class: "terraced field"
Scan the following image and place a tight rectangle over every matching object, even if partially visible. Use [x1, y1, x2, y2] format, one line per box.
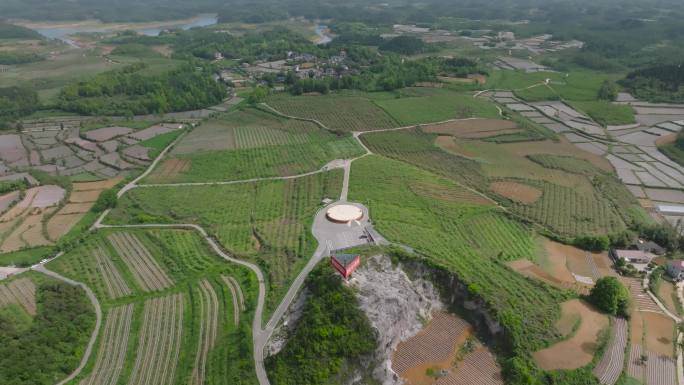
[79, 304, 134, 385]
[146, 108, 364, 183]
[127, 293, 184, 385]
[266, 94, 399, 131]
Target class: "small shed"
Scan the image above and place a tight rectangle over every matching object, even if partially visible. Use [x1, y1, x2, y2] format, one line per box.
[330, 254, 361, 279]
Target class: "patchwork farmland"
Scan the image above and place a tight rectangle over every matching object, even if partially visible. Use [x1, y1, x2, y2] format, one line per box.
[146, 108, 364, 183]
[266, 94, 399, 131]
[46, 228, 258, 385]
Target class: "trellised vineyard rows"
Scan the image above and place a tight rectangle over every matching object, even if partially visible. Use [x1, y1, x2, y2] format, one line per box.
[79, 304, 134, 385]
[0, 277, 36, 315]
[267, 95, 400, 131]
[108, 232, 174, 292]
[127, 293, 184, 385]
[349, 155, 567, 351]
[190, 279, 220, 385]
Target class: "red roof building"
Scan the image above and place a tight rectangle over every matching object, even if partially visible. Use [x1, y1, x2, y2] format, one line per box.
[331, 254, 361, 279]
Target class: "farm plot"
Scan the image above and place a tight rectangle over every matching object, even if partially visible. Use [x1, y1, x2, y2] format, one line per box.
[506, 259, 590, 295]
[79, 304, 134, 385]
[127, 293, 184, 385]
[107, 232, 173, 292]
[222, 275, 243, 325]
[267, 94, 399, 131]
[0, 134, 29, 167]
[51, 238, 133, 300]
[506, 180, 627, 237]
[172, 109, 317, 154]
[434, 348, 503, 385]
[627, 345, 677, 385]
[84, 127, 134, 142]
[375, 88, 500, 125]
[149, 111, 364, 183]
[421, 118, 520, 139]
[190, 280, 220, 385]
[544, 239, 613, 281]
[533, 299, 609, 370]
[656, 281, 680, 316]
[392, 311, 471, 380]
[593, 318, 627, 385]
[108, 171, 342, 315]
[349, 155, 567, 352]
[490, 181, 541, 203]
[48, 177, 122, 241]
[0, 277, 36, 315]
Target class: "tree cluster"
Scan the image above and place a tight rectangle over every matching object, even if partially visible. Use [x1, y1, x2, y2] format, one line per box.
[589, 276, 631, 317]
[0, 282, 96, 385]
[265, 263, 376, 385]
[57, 63, 226, 116]
[620, 63, 684, 103]
[0, 87, 39, 128]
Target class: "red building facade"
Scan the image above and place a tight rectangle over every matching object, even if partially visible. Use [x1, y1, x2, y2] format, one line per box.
[330, 254, 361, 279]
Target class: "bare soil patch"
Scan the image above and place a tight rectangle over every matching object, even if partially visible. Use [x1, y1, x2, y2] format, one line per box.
[434, 136, 476, 158]
[422, 119, 519, 139]
[73, 176, 123, 191]
[544, 239, 609, 281]
[47, 213, 84, 240]
[642, 312, 675, 357]
[149, 158, 190, 182]
[490, 181, 542, 204]
[657, 281, 679, 317]
[502, 139, 613, 172]
[84, 127, 134, 142]
[533, 300, 609, 370]
[69, 190, 102, 203]
[506, 259, 590, 294]
[392, 311, 471, 384]
[656, 133, 677, 146]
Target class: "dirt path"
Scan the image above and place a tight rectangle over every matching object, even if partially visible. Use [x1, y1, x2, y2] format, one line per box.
[31, 264, 103, 385]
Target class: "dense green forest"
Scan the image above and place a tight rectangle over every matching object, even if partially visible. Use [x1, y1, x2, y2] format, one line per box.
[0, 52, 45, 65]
[57, 62, 226, 115]
[0, 282, 96, 385]
[0, 87, 40, 128]
[265, 263, 376, 385]
[620, 63, 684, 103]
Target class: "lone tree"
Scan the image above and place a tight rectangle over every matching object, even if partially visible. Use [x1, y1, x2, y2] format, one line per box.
[597, 80, 618, 101]
[589, 276, 631, 317]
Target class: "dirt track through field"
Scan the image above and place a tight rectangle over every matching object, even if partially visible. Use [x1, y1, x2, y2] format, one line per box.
[127, 293, 184, 385]
[80, 304, 134, 385]
[191, 280, 220, 385]
[107, 232, 173, 292]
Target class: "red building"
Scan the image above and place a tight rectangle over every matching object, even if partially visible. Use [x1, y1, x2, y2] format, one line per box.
[330, 254, 361, 279]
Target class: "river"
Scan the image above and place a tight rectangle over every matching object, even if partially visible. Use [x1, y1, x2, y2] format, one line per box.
[30, 14, 218, 47]
[314, 24, 333, 45]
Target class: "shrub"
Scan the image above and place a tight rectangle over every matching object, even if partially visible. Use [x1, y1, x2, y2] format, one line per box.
[589, 277, 631, 317]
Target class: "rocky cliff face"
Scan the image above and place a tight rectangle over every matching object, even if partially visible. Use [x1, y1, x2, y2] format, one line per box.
[350, 255, 444, 385]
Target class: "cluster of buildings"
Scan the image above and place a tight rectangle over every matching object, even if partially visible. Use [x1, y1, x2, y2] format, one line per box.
[218, 49, 356, 88]
[609, 239, 684, 283]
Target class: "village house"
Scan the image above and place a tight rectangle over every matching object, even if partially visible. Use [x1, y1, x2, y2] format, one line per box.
[610, 249, 657, 271]
[628, 239, 666, 256]
[667, 260, 684, 281]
